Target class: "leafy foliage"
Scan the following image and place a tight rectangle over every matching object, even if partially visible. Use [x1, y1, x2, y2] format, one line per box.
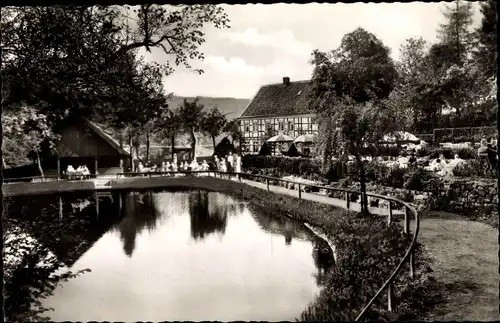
[178, 98, 207, 160]
[309, 28, 401, 214]
[1, 5, 230, 166]
[214, 137, 237, 157]
[202, 106, 227, 150]
[437, 0, 475, 65]
[223, 119, 242, 146]
[258, 142, 272, 156]
[154, 105, 183, 160]
[2, 106, 59, 174]
[473, 0, 497, 79]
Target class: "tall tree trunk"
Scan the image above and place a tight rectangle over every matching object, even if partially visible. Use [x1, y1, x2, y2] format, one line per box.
[190, 128, 197, 161]
[355, 154, 368, 215]
[212, 135, 216, 151]
[128, 129, 134, 172]
[145, 130, 150, 164]
[119, 129, 124, 149]
[322, 123, 334, 175]
[35, 151, 44, 178]
[171, 133, 175, 160]
[134, 135, 140, 162]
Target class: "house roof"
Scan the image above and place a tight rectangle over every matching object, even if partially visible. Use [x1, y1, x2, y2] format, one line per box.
[239, 80, 314, 118]
[84, 119, 130, 156]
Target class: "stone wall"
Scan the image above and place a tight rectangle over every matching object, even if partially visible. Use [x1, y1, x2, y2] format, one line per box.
[303, 177, 497, 215]
[442, 177, 498, 213]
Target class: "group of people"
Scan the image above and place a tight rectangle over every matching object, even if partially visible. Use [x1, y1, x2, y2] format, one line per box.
[214, 152, 241, 174]
[64, 165, 91, 180]
[135, 152, 242, 176]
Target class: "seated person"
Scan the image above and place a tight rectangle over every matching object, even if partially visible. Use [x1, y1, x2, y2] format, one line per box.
[81, 165, 90, 176]
[66, 165, 76, 174]
[201, 160, 209, 171]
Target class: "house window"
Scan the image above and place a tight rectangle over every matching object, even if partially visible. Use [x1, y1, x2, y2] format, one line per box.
[302, 117, 308, 123]
[245, 125, 250, 132]
[288, 121, 294, 131]
[312, 123, 318, 131]
[278, 122, 284, 131]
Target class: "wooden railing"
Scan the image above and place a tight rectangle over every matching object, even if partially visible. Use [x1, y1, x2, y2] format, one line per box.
[4, 170, 419, 319]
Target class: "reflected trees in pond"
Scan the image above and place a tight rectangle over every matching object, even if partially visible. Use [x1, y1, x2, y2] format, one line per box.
[312, 238, 336, 286]
[118, 192, 161, 257]
[189, 190, 229, 241]
[248, 205, 312, 247]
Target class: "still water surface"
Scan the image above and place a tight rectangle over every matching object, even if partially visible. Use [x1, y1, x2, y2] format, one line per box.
[42, 190, 331, 321]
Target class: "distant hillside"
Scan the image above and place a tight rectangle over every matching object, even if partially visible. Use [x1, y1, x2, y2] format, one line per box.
[167, 96, 250, 120]
[94, 95, 248, 152]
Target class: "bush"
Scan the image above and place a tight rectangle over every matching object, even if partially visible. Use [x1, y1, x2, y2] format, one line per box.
[403, 167, 437, 192]
[452, 159, 497, 178]
[242, 155, 322, 178]
[417, 147, 476, 160]
[258, 142, 272, 156]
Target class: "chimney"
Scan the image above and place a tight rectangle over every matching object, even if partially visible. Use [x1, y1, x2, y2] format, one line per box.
[283, 76, 290, 86]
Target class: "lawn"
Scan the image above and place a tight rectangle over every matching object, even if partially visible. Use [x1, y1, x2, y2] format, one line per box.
[415, 211, 499, 321]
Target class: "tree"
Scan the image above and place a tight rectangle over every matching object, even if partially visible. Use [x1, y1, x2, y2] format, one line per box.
[335, 99, 400, 214]
[473, 0, 497, 79]
[1, 5, 230, 131]
[156, 106, 183, 160]
[2, 106, 58, 177]
[214, 137, 236, 157]
[437, 0, 475, 65]
[258, 142, 272, 156]
[202, 106, 227, 150]
[309, 28, 399, 214]
[223, 119, 242, 147]
[178, 99, 206, 161]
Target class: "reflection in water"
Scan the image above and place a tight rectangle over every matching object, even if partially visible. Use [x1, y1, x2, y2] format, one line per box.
[118, 192, 161, 257]
[189, 190, 227, 240]
[41, 190, 339, 322]
[312, 239, 335, 286]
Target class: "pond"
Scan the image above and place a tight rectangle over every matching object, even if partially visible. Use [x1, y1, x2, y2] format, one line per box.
[26, 190, 333, 321]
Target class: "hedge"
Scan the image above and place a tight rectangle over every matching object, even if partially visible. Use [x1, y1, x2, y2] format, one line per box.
[416, 147, 477, 160]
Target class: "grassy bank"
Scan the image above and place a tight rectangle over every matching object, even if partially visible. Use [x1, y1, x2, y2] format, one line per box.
[3, 179, 96, 197]
[111, 176, 438, 321]
[414, 211, 499, 321]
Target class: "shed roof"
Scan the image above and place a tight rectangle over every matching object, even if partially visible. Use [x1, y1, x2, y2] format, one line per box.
[84, 119, 130, 156]
[239, 80, 314, 118]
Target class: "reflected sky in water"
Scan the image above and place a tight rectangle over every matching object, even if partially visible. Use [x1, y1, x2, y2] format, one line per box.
[42, 190, 329, 322]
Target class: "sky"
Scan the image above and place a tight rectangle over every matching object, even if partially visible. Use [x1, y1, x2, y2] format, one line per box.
[138, 2, 482, 99]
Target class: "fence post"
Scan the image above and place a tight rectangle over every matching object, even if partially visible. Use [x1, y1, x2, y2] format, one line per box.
[266, 178, 270, 191]
[95, 191, 99, 220]
[388, 201, 393, 225]
[345, 191, 350, 209]
[298, 184, 302, 199]
[404, 207, 409, 234]
[409, 249, 415, 279]
[387, 282, 394, 312]
[59, 196, 63, 220]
